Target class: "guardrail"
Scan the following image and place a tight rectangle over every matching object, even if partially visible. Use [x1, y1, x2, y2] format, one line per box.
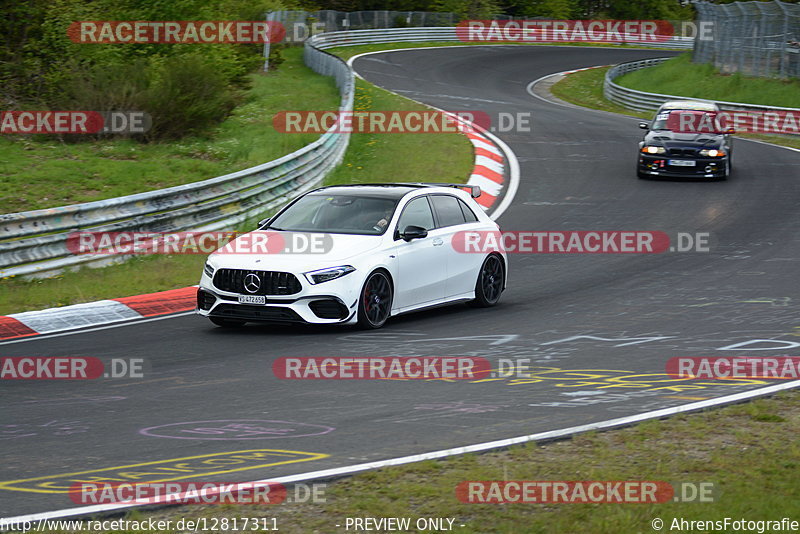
[308, 27, 694, 50]
[0, 28, 689, 279]
[604, 57, 800, 119]
[0, 43, 354, 279]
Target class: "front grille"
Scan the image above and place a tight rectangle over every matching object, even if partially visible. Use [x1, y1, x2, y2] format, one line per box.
[197, 289, 216, 311]
[213, 269, 301, 295]
[309, 299, 349, 320]
[668, 148, 696, 157]
[212, 304, 304, 323]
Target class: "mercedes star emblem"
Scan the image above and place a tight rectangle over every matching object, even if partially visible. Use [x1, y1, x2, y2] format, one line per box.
[243, 273, 261, 294]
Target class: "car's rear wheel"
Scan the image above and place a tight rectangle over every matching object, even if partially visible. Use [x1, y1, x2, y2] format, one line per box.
[471, 254, 504, 307]
[209, 317, 246, 328]
[357, 271, 393, 329]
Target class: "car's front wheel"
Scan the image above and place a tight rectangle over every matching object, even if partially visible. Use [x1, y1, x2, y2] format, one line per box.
[209, 317, 246, 328]
[357, 270, 393, 329]
[471, 254, 504, 307]
[720, 159, 731, 180]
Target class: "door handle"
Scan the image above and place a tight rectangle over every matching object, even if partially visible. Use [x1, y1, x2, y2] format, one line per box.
[433, 238, 444, 246]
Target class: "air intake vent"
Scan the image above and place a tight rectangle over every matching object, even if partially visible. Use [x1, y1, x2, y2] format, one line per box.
[197, 289, 216, 311]
[213, 269, 301, 295]
[309, 299, 349, 320]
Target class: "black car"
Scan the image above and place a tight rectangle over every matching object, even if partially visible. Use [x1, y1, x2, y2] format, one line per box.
[637, 100, 734, 180]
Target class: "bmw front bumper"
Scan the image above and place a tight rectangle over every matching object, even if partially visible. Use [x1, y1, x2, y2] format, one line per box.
[638, 155, 728, 178]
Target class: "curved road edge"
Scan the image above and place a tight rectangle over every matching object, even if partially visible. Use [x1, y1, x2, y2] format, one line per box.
[526, 66, 800, 155]
[0, 55, 519, 343]
[5, 378, 799, 524]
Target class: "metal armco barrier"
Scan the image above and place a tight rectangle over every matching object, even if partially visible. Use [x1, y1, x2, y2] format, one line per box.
[0, 41, 354, 279]
[604, 57, 800, 119]
[1, 27, 688, 279]
[307, 27, 694, 50]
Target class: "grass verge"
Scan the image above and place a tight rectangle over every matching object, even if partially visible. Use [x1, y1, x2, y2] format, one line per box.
[1, 52, 473, 315]
[47, 389, 800, 533]
[550, 64, 800, 151]
[616, 53, 800, 108]
[0, 255, 205, 317]
[324, 79, 473, 186]
[0, 47, 340, 214]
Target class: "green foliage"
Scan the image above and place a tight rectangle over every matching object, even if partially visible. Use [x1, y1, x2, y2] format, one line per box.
[430, 0, 503, 19]
[1, 0, 286, 140]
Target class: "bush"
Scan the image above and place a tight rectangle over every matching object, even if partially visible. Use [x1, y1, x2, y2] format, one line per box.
[142, 55, 240, 140]
[54, 54, 240, 141]
[2, 0, 285, 142]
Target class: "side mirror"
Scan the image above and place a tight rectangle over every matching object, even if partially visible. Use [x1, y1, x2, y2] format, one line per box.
[399, 225, 428, 242]
[639, 122, 649, 130]
[257, 217, 271, 229]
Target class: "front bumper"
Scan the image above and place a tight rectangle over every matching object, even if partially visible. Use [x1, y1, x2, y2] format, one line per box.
[196, 270, 361, 325]
[638, 155, 728, 178]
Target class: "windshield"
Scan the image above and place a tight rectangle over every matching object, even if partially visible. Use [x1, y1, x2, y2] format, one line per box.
[267, 194, 399, 235]
[652, 110, 726, 133]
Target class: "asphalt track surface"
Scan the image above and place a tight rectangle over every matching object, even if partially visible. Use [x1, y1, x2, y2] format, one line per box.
[3, 46, 800, 518]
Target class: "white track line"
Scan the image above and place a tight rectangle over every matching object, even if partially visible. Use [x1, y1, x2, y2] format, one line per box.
[5, 379, 799, 523]
[348, 48, 520, 221]
[0, 312, 195, 346]
[5, 48, 795, 525]
[526, 67, 800, 154]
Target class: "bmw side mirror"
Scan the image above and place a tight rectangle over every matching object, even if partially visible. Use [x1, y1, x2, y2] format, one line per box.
[638, 122, 649, 130]
[400, 225, 428, 242]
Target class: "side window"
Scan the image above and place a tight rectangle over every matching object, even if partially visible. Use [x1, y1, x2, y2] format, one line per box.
[458, 199, 478, 223]
[397, 196, 435, 232]
[430, 195, 466, 228]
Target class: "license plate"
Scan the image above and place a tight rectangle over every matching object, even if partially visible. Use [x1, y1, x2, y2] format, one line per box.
[669, 159, 696, 167]
[238, 295, 265, 305]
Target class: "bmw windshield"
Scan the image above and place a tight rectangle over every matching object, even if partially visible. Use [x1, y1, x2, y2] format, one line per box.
[651, 110, 726, 133]
[266, 194, 399, 236]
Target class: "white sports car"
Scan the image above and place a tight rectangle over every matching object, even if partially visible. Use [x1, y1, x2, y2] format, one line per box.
[197, 183, 507, 329]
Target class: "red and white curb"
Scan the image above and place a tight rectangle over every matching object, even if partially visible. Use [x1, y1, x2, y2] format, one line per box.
[466, 130, 505, 210]
[0, 287, 197, 341]
[347, 48, 518, 217]
[0, 126, 508, 342]
[1, 49, 520, 342]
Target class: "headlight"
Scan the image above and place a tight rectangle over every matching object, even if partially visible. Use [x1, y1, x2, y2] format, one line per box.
[203, 263, 215, 277]
[641, 146, 666, 154]
[304, 265, 355, 284]
[699, 149, 725, 157]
